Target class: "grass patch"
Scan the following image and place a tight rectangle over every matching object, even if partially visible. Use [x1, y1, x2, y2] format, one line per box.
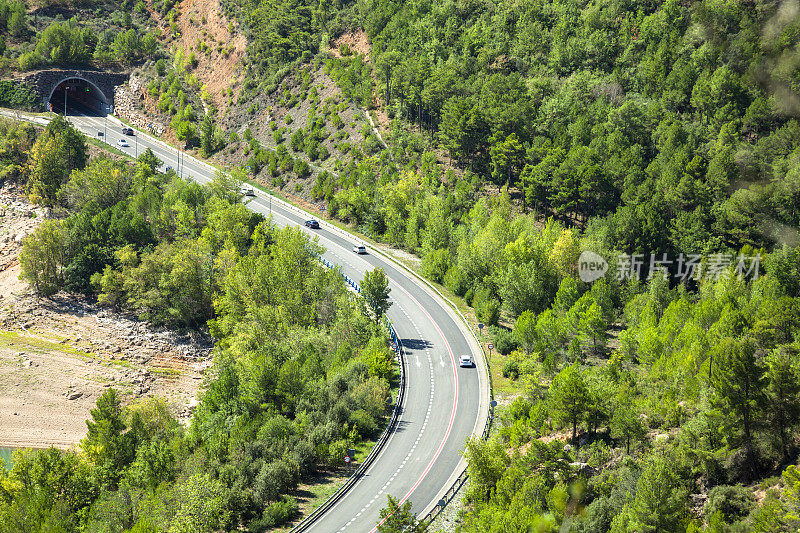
[277, 470, 349, 532]
[488, 345, 522, 398]
[150, 367, 182, 377]
[105, 358, 133, 369]
[0, 330, 94, 359]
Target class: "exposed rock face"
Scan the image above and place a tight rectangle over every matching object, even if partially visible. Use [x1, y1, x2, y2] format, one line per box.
[113, 76, 166, 136]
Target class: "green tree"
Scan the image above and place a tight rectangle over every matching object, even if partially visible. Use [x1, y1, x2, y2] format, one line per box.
[610, 393, 646, 454]
[612, 457, 688, 533]
[710, 337, 766, 479]
[82, 388, 134, 489]
[514, 310, 538, 354]
[765, 346, 800, 462]
[377, 495, 427, 532]
[200, 113, 215, 157]
[19, 219, 68, 295]
[489, 132, 525, 187]
[580, 301, 608, 353]
[548, 363, 589, 443]
[26, 115, 87, 206]
[362, 267, 392, 323]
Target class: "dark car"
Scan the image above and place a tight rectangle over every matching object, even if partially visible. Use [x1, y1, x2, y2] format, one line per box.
[122, 127, 134, 136]
[305, 219, 320, 229]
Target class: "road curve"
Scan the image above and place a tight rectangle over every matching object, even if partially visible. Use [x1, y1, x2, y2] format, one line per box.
[11, 108, 490, 531]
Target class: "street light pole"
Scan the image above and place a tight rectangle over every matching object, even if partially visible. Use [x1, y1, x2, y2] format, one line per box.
[64, 86, 68, 116]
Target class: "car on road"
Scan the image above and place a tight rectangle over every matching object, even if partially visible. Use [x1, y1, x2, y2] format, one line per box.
[353, 244, 367, 254]
[459, 354, 474, 367]
[116, 139, 129, 147]
[241, 186, 256, 197]
[121, 127, 134, 136]
[305, 219, 320, 229]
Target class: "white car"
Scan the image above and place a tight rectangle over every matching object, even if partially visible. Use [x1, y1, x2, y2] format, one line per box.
[353, 244, 366, 254]
[116, 139, 129, 147]
[241, 186, 256, 197]
[459, 354, 474, 367]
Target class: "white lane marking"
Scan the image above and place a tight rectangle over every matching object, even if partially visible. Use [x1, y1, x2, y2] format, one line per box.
[337, 314, 437, 532]
[62, 115, 458, 533]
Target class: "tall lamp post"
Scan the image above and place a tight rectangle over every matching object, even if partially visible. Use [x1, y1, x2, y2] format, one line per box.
[64, 86, 68, 116]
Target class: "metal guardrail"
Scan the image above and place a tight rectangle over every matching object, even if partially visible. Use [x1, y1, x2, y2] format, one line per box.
[418, 380, 493, 526]
[274, 193, 496, 529]
[0, 106, 488, 530]
[289, 255, 405, 533]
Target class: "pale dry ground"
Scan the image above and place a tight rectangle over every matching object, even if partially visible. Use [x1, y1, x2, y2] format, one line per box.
[0, 181, 212, 450]
[0, 338, 112, 449]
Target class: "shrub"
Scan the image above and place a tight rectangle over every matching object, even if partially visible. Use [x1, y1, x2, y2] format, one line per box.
[249, 497, 299, 531]
[349, 409, 378, 437]
[502, 359, 519, 380]
[293, 159, 310, 178]
[18, 51, 42, 71]
[0, 81, 39, 110]
[704, 485, 755, 522]
[493, 328, 518, 355]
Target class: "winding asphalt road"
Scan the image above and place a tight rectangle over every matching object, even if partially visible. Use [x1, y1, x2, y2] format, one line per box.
[6, 107, 489, 531]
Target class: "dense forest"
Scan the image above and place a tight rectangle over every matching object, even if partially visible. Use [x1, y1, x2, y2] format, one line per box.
[1, 118, 398, 531]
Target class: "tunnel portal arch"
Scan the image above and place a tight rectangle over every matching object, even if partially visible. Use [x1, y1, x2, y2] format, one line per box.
[48, 77, 108, 114]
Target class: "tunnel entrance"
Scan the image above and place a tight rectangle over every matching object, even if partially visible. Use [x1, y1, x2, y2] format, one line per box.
[48, 78, 107, 116]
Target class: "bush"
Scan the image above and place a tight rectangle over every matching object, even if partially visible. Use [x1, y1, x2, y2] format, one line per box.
[0, 80, 39, 110]
[293, 159, 310, 178]
[249, 497, 299, 531]
[704, 485, 755, 522]
[18, 51, 42, 71]
[502, 359, 519, 380]
[493, 328, 518, 355]
[508, 397, 532, 420]
[464, 287, 474, 306]
[349, 409, 378, 438]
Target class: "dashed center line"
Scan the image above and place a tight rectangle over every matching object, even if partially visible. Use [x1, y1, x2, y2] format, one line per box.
[338, 316, 436, 532]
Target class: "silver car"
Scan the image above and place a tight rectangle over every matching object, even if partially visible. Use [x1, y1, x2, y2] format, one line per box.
[353, 244, 366, 254]
[459, 354, 474, 367]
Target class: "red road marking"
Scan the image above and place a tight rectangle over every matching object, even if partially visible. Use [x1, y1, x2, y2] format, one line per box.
[369, 281, 459, 532]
